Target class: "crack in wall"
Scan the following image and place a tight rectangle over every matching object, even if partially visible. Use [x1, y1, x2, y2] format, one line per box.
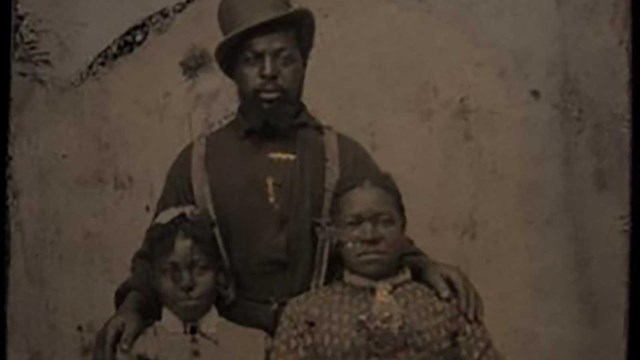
[71, 0, 199, 86]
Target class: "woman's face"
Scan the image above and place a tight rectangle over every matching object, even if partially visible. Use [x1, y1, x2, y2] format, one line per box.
[334, 183, 405, 280]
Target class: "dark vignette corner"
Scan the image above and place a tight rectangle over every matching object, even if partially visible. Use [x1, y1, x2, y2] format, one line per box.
[3, 0, 15, 359]
[628, 0, 637, 359]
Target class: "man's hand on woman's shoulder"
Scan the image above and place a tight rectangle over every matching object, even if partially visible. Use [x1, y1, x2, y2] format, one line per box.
[401, 238, 484, 323]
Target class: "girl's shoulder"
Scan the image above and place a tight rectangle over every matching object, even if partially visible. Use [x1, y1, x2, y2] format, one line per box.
[120, 324, 160, 360]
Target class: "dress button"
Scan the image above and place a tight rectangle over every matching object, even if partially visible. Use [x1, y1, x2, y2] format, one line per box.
[188, 325, 198, 335]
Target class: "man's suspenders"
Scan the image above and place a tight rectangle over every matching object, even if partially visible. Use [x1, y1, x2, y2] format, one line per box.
[191, 131, 236, 304]
[190, 126, 340, 300]
[311, 127, 339, 290]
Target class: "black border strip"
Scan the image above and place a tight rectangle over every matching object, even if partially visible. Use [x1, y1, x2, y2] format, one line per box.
[627, 0, 637, 357]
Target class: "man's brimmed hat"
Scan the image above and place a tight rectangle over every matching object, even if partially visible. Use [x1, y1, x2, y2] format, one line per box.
[215, 0, 315, 78]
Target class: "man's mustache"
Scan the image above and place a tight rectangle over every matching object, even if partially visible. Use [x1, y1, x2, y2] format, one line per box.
[254, 84, 287, 95]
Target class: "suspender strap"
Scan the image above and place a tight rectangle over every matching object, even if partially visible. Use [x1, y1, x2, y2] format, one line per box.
[311, 127, 340, 290]
[190, 124, 339, 295]
[191, 133, 235, 303]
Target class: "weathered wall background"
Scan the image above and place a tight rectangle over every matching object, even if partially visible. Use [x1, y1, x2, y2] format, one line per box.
[8, 0, 630, 359]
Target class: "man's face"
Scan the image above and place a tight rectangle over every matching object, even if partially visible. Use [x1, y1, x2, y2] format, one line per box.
[232, 30, 306, 110]
[154, 234, 217, 323]
[335, 184, 405, 280]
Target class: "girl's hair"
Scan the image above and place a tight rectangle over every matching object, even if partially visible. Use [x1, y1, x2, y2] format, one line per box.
[144, 211, 220, 267]
[331, 171, 407, 228]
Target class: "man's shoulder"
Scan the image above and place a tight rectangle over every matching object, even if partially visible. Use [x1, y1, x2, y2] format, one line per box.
[304, 118, 360, 146]
[327, 128, 363, 148]
[323, 129, 379, 175]
[319, 128, 374, 165]
[175, 118, 240, 158]
[171, 118, 237, 153]
[201, 117, 239, 141]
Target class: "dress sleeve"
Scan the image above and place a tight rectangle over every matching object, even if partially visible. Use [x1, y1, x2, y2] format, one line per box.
[270, 298, 316, 360]
[452, 314, 503, 360]
[113, 144, 195, 319]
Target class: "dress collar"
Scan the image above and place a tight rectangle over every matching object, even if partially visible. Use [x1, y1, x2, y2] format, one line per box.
[343, 268, 412, 290]
[160, 306, 219, 340]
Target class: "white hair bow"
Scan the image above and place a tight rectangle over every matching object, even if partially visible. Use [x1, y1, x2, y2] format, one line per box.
[151, 205, 200, 225]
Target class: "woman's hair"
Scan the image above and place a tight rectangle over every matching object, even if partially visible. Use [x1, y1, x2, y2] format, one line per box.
[331, 171, 407, 228]
[144, 211, 219, 268]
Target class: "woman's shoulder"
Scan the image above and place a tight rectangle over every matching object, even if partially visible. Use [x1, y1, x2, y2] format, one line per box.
[397, 279, 440, 297]
[399, 281, 479, 340]
[283, 282, 357, 316]
[396, 280, 463, 317]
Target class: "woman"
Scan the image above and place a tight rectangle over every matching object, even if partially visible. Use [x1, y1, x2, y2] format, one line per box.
[271, 172, 502, 360]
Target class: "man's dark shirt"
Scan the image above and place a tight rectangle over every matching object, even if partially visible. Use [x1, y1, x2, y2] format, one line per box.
[115, 106, 381, 332]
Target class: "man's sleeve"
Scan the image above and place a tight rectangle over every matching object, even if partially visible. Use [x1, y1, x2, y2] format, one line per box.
[398, 236, 436, 282]
[113, 143, 195, 319]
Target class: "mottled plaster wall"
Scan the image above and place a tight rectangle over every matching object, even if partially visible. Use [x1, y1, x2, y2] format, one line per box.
[8, 0, 630, 359]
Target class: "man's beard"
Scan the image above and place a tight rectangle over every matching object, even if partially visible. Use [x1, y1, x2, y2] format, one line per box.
[239, 94, 302, 137]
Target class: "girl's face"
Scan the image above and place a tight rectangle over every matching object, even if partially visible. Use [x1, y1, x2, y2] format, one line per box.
[334, 183, 406, 280]
[153, 234, 217, 323]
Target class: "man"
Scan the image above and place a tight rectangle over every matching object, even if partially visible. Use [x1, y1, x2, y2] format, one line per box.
[94, 0, 483, 359]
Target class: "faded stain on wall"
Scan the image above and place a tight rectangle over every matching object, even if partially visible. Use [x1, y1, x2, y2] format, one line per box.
[8, 0, 630, 359]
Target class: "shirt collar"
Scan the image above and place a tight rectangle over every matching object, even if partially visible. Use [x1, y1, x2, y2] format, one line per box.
[235, 102, 323, 138]
[343, 268, 413, 290]
[160, 306, 219, 339]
